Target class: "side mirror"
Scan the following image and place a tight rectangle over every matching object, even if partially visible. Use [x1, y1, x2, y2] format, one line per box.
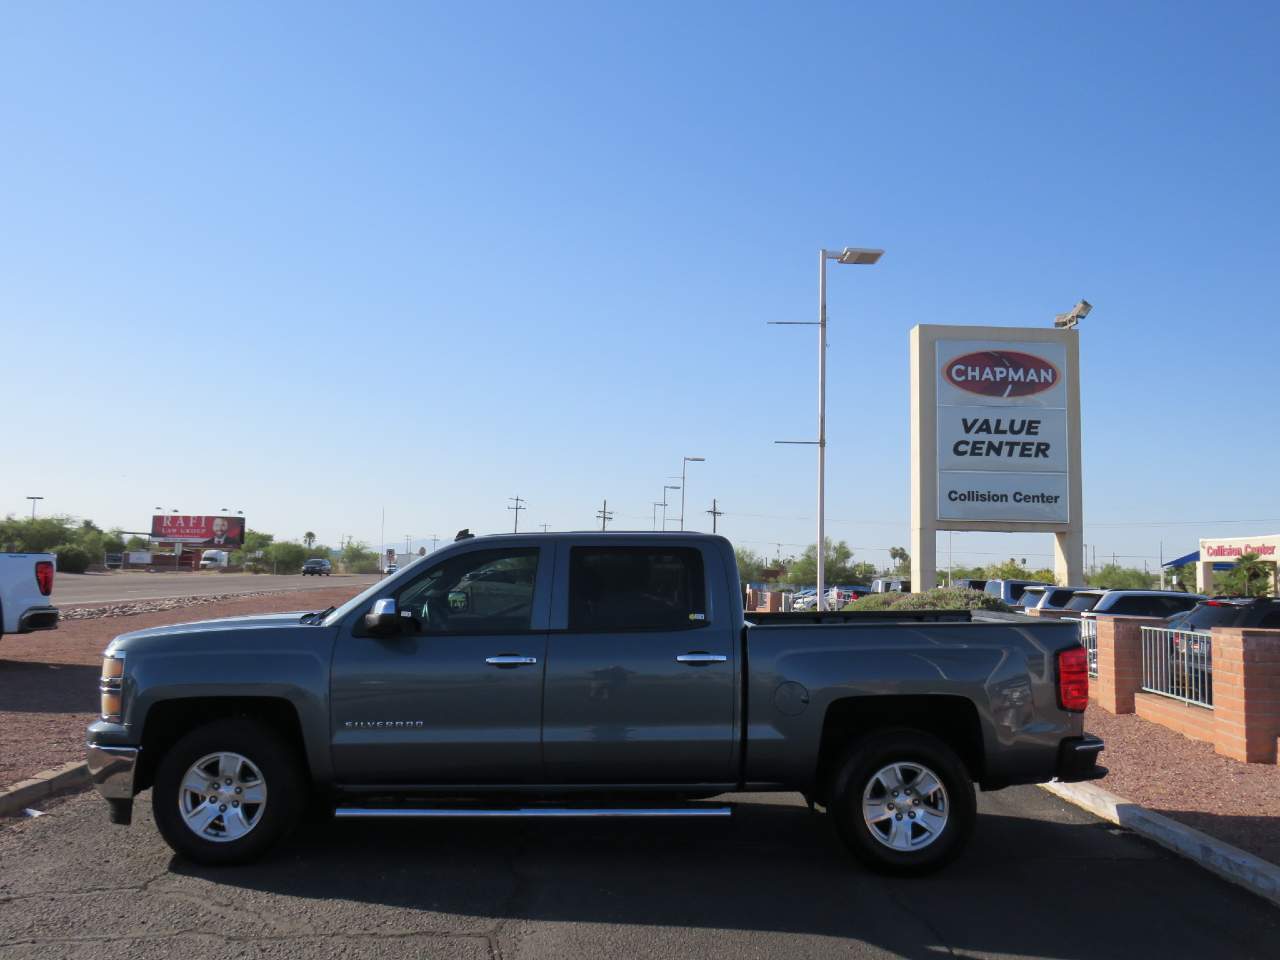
[364, 597, 401, 635]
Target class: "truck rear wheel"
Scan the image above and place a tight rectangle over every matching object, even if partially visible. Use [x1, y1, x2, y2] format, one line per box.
[829, 729, 975, 875]
[153, 717, 304, 866]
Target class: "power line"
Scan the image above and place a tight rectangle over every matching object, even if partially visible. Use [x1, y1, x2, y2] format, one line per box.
[596, 499, 614, 531]
[706, 498, 723, 533]
[507, 496, 526, 533]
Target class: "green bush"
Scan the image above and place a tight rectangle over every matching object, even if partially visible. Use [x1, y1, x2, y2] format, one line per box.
[54, 543, 92, 574]
[889, 587, 1009, 611]
[842, 592, 899, 611]
[842, 587, 1009, 613]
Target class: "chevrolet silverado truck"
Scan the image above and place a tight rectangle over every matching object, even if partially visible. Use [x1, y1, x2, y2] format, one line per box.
[87, 532, 1103, 873]
[1, 552, 59, 639]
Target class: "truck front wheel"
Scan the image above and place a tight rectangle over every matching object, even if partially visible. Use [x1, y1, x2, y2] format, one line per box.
[153, 717, 304, 866]
[829, 729, 975, 875]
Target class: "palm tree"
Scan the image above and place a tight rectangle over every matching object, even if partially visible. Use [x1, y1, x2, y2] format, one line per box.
[1234, 552, 1271, 597]
[303, 531, 316, 549]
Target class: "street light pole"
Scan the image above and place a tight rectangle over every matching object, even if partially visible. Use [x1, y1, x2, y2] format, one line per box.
[662, 485, 680, 530]
[679, 457, 705, 531]
[775, 247, 883, 611]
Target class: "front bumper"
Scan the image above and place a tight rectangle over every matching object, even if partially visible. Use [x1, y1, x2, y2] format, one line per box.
[87, 743, 139, 800]
[1055, 734, 1106, 782]
[18, 606, 59, 632]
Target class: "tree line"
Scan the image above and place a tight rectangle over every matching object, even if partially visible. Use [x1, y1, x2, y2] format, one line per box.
[0, 515, 382, 575]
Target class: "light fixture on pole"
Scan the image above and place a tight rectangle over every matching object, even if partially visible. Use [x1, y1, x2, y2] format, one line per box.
[25, 496, 43, 519]
[772, 246, 883, 610]
[1054, 300, 1091, 329]
[679, 457, 705, 531]
[661, 484, 680, 530]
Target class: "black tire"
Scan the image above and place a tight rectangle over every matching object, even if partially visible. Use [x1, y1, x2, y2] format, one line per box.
[153, 717, 305, 866]
[829, 729, 975, 876]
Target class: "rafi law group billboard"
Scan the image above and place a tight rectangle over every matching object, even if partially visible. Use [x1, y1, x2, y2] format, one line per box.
[150, 515, 246, 548]
[935, 339, 1070, 523]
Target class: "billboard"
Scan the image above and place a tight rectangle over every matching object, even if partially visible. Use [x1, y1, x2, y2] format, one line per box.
[935, 339, 1070, 523]
[150, 515, 246, 548]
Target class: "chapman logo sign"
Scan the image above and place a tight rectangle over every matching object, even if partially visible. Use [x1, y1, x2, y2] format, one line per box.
[944, 350, 1059, 398]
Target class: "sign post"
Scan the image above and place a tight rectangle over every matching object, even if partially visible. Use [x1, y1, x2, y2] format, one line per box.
[910, 325, 1083, 591]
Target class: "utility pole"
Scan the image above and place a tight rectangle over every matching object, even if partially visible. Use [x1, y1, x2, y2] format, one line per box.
[539, 523, 550, 533]
[405, 535, 411, 556]
[705, 498, 723, 533]
[507, 496, 526, 533]
[596, 499, 613, 531]
[430, 534, 439, 552]
[679, 457, 705, 531]
[26, 496, 43, 519]
[380, 507, 385, 571]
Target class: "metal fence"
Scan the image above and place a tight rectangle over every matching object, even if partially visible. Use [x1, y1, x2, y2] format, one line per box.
[1079, 618, 1098, 679]
[1141, 626, 1214, 708]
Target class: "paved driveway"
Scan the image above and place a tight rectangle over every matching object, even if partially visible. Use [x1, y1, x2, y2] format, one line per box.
[1, 786, 1274, 958]
[52, 572, 381, 606]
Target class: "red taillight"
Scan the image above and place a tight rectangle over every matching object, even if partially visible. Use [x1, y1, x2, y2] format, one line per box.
[35, 560, 54, 596]
[1057, 646, 1088, 712]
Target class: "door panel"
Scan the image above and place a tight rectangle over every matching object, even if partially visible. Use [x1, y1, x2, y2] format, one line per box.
[542, 628, 736, 783]
[329, 544, 551, 785]
[541, 542, 737, 784]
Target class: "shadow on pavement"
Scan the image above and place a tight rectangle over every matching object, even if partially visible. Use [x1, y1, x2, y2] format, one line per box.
[169, 794, 1279, 959]
[0, 660, 100, 713]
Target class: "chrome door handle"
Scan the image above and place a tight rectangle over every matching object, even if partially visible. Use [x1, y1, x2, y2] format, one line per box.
[675, 653, 727, 665]
[485, 655, 538, 667]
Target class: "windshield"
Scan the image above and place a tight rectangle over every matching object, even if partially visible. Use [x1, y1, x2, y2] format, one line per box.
[321, 551, 431, 626]
[1066, 593, 1101, 612]
[1182, 603, 1243, 630]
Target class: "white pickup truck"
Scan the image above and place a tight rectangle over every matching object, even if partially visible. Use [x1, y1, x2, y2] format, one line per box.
[0, 553, 59, 639]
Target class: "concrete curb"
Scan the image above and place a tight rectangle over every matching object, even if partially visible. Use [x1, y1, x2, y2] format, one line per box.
[1041, 780, 1280, 908]
[0, 761, 90, 817]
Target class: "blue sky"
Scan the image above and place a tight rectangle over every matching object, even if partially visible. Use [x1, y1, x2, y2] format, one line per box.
[3, 2, 1278, 572]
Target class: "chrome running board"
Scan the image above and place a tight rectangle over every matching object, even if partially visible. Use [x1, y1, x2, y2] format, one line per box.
[334, 806, 732, 819]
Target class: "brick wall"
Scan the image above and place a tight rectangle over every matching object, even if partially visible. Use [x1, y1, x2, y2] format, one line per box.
[1091, 621, 1280, 764]
[1093, 616, 1166, 715]
[1211, 628, 1280, 764]
[1134, 692, 1215, 744]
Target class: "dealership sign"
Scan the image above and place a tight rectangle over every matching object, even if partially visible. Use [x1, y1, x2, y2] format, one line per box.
[936, 339, 1070, 523]
[150, 515, 246, 548]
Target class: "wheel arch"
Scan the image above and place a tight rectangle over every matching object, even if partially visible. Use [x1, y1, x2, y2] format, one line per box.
[813, 694, 985, 805]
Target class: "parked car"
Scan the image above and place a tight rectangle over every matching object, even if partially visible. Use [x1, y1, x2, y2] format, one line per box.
[87, 532, 1102, 874]
[871, 577, 910, 593]
[301, 558, 332, 576]
[1063, 589, 1204, 618]
[1167, 596, 1280, 631]
[953, 578, 987, 592]
[1021, 585, 1088, 611]
[982, 579, 1050, 609]
[827, 584, 872, 607]
[0, 552, 59, 640]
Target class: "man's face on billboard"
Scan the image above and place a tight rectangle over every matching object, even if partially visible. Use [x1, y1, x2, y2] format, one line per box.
[212, 518, 229, 538]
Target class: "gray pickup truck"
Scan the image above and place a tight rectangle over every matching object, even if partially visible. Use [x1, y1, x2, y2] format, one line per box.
[87, 532, 1102, 873]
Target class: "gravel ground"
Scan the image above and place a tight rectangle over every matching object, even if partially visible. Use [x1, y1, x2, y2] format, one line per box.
[1085, 703, 1280, 864]
[0, 586, 362, 787]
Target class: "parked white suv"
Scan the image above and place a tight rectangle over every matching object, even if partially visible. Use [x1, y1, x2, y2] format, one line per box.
[983, 579, 1050, 609]
[1063, 589, 1204, 618]
[1, 552, 60, 639]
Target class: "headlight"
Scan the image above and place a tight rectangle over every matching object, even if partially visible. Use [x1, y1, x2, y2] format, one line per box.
[100, 653, 125, 722]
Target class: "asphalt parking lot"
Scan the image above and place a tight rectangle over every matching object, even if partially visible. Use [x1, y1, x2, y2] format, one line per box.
[52, 572, 381, 606]
[1, 786, 1274, 959]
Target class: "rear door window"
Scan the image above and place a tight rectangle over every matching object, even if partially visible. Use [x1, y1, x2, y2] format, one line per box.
[1066, 593, 1100, 612]
[569, 547, 706, 632]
